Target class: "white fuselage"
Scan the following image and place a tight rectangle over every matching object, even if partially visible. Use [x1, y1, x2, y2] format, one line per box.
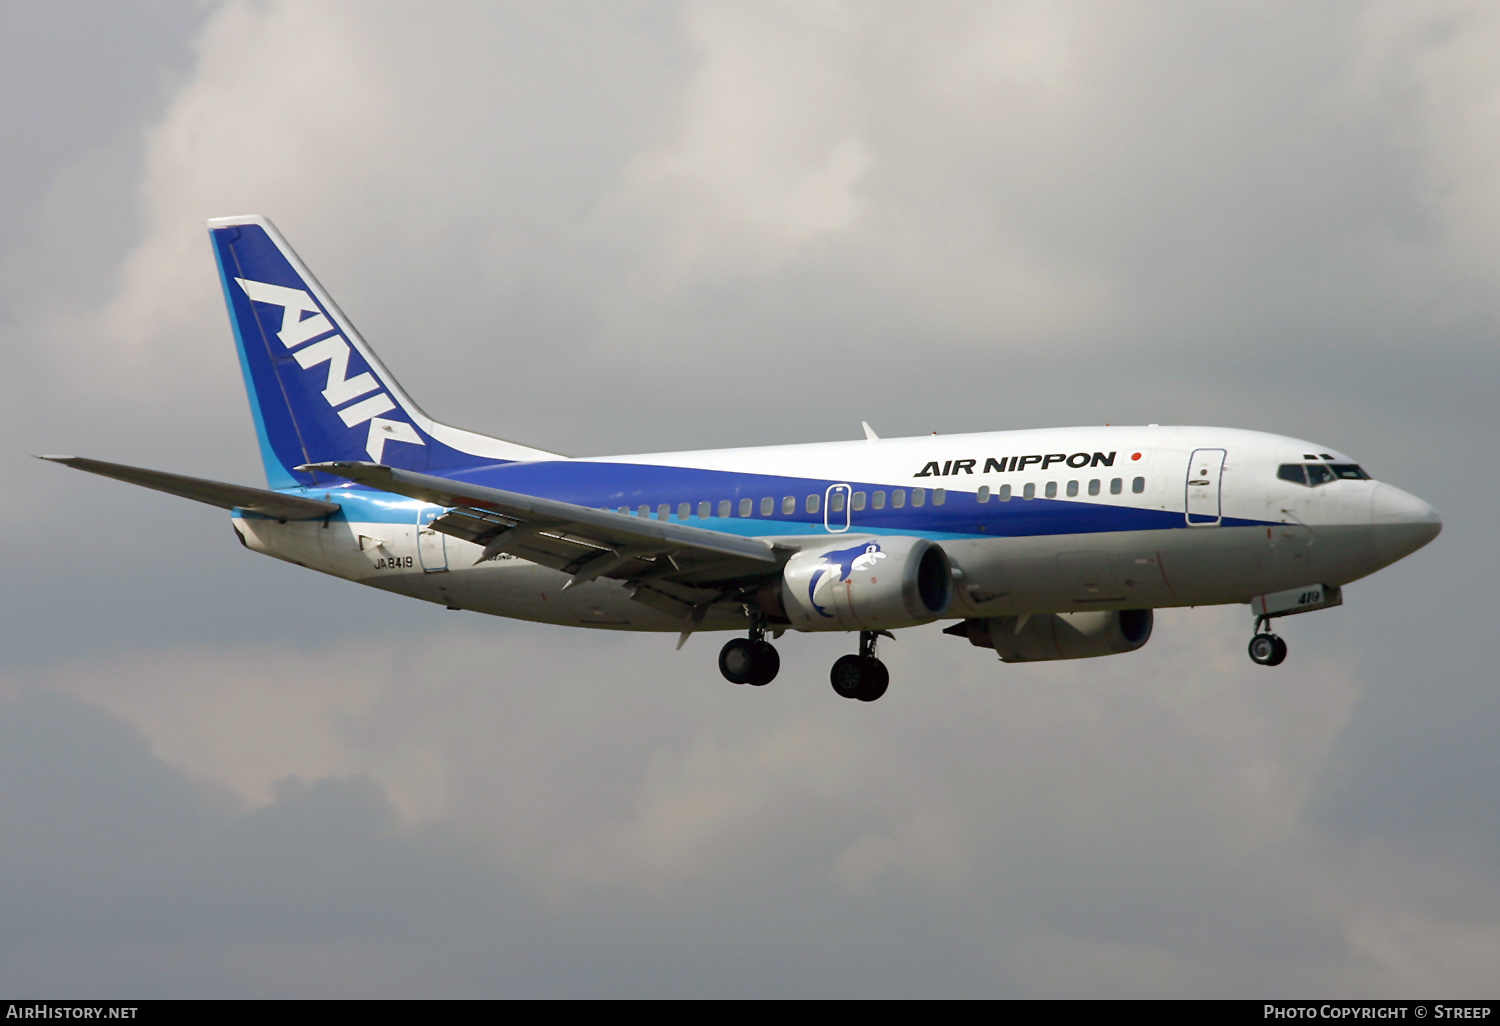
[231, 424, 1440, 633]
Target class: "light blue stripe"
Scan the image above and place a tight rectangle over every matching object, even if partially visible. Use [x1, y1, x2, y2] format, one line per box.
[212, 243, 296, 490]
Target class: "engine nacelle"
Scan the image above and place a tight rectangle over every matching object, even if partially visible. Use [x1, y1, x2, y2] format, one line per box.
[948, 609, 1153, 662]
[781, 536, 953, 630]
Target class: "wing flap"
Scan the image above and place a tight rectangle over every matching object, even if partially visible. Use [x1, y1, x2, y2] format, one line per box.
[421, 505, 666, 577]
[39, 456, 340, 520]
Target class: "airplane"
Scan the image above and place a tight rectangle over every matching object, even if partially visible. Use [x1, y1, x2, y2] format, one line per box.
[40, 216, 1443, 702]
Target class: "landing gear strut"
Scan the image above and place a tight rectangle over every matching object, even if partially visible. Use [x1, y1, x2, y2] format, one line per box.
[830, 631, 891, 702]
[719, 621, 780, 686]
[1248, 616, 1288, 666]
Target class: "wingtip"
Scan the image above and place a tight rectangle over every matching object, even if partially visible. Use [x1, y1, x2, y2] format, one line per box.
[297, 460, 383, 471]
[298, 461, 363, 474]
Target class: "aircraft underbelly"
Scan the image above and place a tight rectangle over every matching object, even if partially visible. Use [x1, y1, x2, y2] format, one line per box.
[245, 516, 1385, 632]
[949, 524, 1373, 615]
[428, 569, 745, 631]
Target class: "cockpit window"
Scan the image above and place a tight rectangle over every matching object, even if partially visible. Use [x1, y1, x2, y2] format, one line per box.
[1278, 462, 1371, 487]
[1306, 463, 1335, 486]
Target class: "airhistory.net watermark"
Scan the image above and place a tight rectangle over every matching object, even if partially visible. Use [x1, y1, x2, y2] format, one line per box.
[6, 1007, 137, 1019]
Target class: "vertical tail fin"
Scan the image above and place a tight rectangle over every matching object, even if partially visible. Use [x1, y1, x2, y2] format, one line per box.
[208, 216, 554, 489]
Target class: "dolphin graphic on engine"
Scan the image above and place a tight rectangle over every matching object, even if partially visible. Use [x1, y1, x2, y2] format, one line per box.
[808, 540, 887, 617]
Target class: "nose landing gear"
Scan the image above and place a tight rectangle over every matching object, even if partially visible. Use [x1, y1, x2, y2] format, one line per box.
[1248, 616, 1288, 666]
[830, 631, 891, 702]
[718, 622, 780, 686]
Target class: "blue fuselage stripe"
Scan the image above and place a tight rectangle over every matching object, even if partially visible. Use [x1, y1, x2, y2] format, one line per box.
[241, 460, 1267, 537]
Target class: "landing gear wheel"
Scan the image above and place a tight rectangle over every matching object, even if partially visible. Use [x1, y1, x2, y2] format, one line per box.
[719, 638, 756, 684]
[719, 637, 780, 685]
[1248, 633, 1287, 666]
[831, 654, 864, 698]
[747, 640, 780, 686]
[857, 658, 889, 702]
[830, 654, 889, 701]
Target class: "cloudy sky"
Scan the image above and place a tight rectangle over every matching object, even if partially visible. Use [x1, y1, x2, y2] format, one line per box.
[2, 0, 1497, 997]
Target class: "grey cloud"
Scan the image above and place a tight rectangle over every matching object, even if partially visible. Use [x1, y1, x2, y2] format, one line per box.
[7, 620, 1498, 996]
[0, 691, 524, 996]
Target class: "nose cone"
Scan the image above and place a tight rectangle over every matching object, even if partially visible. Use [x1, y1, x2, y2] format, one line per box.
[1370, 484, 1442, 565]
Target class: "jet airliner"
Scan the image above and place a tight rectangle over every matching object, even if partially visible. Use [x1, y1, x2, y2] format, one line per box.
[42, 217, 1442, 701]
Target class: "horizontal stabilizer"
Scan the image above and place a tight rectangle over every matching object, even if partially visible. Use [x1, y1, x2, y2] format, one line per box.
[301, 460, 781, 587]
[38, 456, 340, 520]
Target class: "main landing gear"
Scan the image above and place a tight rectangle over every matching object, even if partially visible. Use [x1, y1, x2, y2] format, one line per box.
[716, 626, 893, 700]
[830, 631, 891, 702]
[719, 623, 780, 686]
[1248, 616, 1288, 666]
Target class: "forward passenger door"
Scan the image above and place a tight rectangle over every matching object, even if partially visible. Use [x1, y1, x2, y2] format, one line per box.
[1185, 449, 1227, 526]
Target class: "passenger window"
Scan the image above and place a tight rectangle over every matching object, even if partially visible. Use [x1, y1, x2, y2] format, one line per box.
[698, 501, 711, 518]
[830, 491, 846, 512]
[1045, 481, 1057, 498]
[1330, 464, 1370, 481]
[999, 484, 1012, 501]
[912, 488, 926, 507]
[1110, 478, 1122, 495]
[852, 491, 867, 511]
[638, 504, 650, 517]
[872, 490, 886, 509]
[1277, 464, 1308, 486]
[719, 500, 731, 518]
[1023, 483, 1036, 500]
[658, 504, 670, 519]
[1132, 477, 1145, 494]
[1088, 479, 1100, 496]
[977, 485, 990, 503]
[1067, 480, 1079, 497]
[739, 498, 753, 517]
[782, 495, 796, 514]
[892, 490, 906, 508]
[806, 494, 819, 514]
[933, 488, 945, 506]
[677, 502, 690, 520]
[759, 497, 773, 516]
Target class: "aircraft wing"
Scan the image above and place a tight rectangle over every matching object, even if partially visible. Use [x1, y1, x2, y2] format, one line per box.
[300, 461, 784, 595]
[39, 456, 341, 520]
